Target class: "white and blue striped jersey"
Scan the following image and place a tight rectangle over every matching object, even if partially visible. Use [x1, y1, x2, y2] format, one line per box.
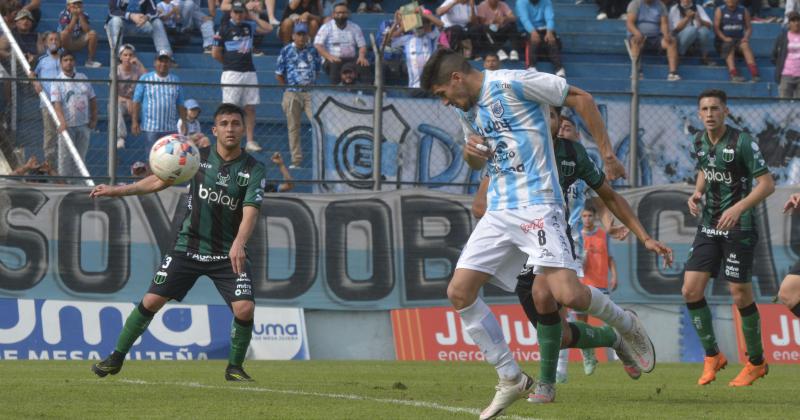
[133, 72, 185, 133]
[457, 70, 569, 211]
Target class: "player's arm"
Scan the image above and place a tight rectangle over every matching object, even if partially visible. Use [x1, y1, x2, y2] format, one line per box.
[594, 181, 673, 266]
[472, 176, 489, 219]
[783, 192, 800, 213]
[688, 169, 706, 216]
[89, 174, 172, 198]
[563, 86, 626, 180]
[591, 196, 630, 240]
[716, 172, 774, 230]
[229, 205, 259, 274]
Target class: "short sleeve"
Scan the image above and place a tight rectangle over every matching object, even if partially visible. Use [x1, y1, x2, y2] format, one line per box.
[86, 81, 96, 99]
[659, 2, 668, 16]
[353, 25, 366, 48]
[49, 82, 62, 103]
[627, 0, 640, 16]
[243, 163, 267, 208]
[133, 76, 145, 103]
[738, 134, 770, 178]
[57, 11, 69, 32]
[511, 71, 569, 107]
[574, 142, 605, 190]
[314, 23, 328, 45]
[275, 47, 287, 75]
[391, 34, 412, 49]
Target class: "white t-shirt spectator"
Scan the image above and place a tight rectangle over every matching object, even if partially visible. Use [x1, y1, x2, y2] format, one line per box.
[668, 4, 711, 31]
[314, 20, 366, 60]
[49, 72, 96, 128]
[157, 1, 179, 29]
[439, 0, 472, 28]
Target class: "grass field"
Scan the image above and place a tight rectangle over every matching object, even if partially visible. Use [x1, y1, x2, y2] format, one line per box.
[0, 360, 796, 419]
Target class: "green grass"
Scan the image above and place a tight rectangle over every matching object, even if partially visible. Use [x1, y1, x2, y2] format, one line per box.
[0, 361, 795, 419]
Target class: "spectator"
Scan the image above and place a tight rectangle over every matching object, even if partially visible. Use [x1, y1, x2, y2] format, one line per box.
[49, 50, 96, 179]
[714, 0, 759, 82]
[12, 155, 59, 179]
[626, 0, 681, 81]
[483, 51, 500, 69]
[314, 2, 370, 84]
[516, 0, 566, 77]
[130, 160, 151, 177]
[787, 0, 799, 24]
[156, 0, 181, 31]
[12, 9, 41, 66]
[669, 0, 714, 65]
[355, 0, 382, 13]
[0, 1, 21, 60]
[212, 0, 272, 152]
[278, 0, 321, 44]
[773, 11, 800, 98]
[107, 0, 172, 56]
[131, 50, 187, 149]
[178, 98, 212, 147]
[265, 152, 295, 191]
[389, 7, 442, 88]
[436, 0, 479, 58]
[58, 0, 101, 68]
[30, 31, 61, 169]
[475, 0, 519, 61]
[596, 0, 628, 20]
[176, 0, 215, 53]
[339, 60, 359, 85]
[115, 43, 146, 149]
[18, 0, 38, 29]
[276, 22, 321, 168]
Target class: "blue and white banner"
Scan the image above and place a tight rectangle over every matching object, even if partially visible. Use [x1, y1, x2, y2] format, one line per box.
[0, 298, 308, 360]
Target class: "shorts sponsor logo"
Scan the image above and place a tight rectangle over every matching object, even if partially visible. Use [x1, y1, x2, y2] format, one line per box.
[539, 248, 555, 259]
[236, 171, 250, 187]
[153, 271, 168, 284]
[198, 184, 240, 211]
[520, 218, 545, 233]
[727, 252, 739, 264]
[724, 264, 740, 278]
[186, 253, 228, 262]
[701, 226, 729, 236]
[235, 273, 252, 297]
[702, 167, 733, 185]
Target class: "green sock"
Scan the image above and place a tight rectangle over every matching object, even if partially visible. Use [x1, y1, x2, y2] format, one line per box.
[686, 298, 719, 356]
[571, 322, 617, 349]
[536, 311, 562, 385]
[229, 318, 253, 367]
[115, 304, 154, 354]
[739, 303, 764, 365]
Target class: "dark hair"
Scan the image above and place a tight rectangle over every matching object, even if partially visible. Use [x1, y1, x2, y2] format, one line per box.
[552, 106, 563, 116]
[582, 205, 596, 215]
[697, 89, 727, 105]
[420, 48, 473, 93]
[333, 2, 348, 10]
[59, 50, 75, 61]
[484, 52, 499, 60]
[213, 103, 245, 123]
[560, 113, 575, 125]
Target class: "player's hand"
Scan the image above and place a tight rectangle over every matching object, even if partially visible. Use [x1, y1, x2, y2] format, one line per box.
[229, 241, 246, 274]
[608, 224, 630, 241]
[783, 193, 800, 213]
[89, 184, 119, 198]
[603, 155, 627, 181]
[644, 238, 673, 268]
[687, 190, 702, 216]
[716, 205, 742, 230]
[465, 134, 492, 161]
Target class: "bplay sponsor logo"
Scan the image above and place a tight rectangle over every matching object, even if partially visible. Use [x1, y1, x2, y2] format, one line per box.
[198, 184, 240, 210]
[702, 167, 733, 185]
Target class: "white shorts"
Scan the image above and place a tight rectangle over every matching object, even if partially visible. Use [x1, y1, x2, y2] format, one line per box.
[221, 71, 260, 106]
[456, 203, 581, 293]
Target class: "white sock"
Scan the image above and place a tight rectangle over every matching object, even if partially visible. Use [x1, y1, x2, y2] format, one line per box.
[585, 286, 633, 333]
[557, 348, 569, 375]
[458, 298, 521, 381]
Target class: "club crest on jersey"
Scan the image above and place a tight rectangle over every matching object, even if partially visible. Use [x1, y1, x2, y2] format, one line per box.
[561, 160, 576, 177]
[217, 173, 230, 186]
[491, 100, 504, 119]
[237, 171, 250, 187]
[722, 147, 735, 163]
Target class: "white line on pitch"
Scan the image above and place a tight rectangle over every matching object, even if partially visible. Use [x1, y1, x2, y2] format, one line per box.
[114, 378, 540, 420]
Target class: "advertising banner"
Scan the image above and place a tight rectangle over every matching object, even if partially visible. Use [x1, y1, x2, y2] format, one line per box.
[732, 304, 800, 364]
[0, 298, 308, 360]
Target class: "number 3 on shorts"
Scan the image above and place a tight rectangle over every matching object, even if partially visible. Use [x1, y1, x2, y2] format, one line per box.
[161, 256, 173, 269]
[537, 230, 547, 246]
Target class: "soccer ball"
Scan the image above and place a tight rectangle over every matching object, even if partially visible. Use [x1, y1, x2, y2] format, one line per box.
[149, 134, 201, 184]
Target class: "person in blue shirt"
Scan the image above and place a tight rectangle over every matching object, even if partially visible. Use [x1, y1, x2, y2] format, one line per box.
[515, 0, 565, 77]
[714, 0, 759, 82]
[131, 51, 187, 149]
[106, 0, 172, 56]
[275, 22, 321, 168]
[29, 32, 63, 170]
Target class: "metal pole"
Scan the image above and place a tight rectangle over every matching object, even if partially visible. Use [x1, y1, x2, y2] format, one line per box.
[370, 33, 383, 191]
[108, 28, 121, 185]
[0, 16, 94, 186]
[626, 39, 640, 188]
[10, 53, 17, 136]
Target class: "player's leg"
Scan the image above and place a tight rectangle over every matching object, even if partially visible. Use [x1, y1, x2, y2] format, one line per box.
[208, 259, 257, 382]
[725, 231, 768, 386]
[574, 308, 597, 375]
[556, 308, 571, 383]
[457, 215, 533, 420]
[778, 272, 800, 317]
[93, 254, 198, 377]
[738, 42, 760, 81]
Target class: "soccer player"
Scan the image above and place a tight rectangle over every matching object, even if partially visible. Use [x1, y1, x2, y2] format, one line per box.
[89, 103, 266, 382]
[421, 49, 667, 419]
[683, 89, 774, 387]
[780, 192, 800, 318]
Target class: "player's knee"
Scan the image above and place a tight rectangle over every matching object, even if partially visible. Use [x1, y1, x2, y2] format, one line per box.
[447, 283, 473, 310]
[233, 301, 255, 320]
[88, 30, 97, 40]
[141, 294, 168, 313]
[681, 284, 702, 302]
[778, 284, 792, 306]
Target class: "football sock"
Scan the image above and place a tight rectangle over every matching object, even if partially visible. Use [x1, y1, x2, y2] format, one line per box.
[114, 302, 155, 355]
[792, 303, 800, 318]
[556, 348, 569, 377]
[585, 286, 633, 333]
[568, 322, 617, 349]
[738, 303, 764, 365]
[729, 68, 740, 78]
[536, 310, 562, 385]
[229, 317, 254, 367]
[686, 298, 719, 357]
[747, 63, 759, 77]
[581, 348, 596, 361]
[458, 298, 522, 381]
